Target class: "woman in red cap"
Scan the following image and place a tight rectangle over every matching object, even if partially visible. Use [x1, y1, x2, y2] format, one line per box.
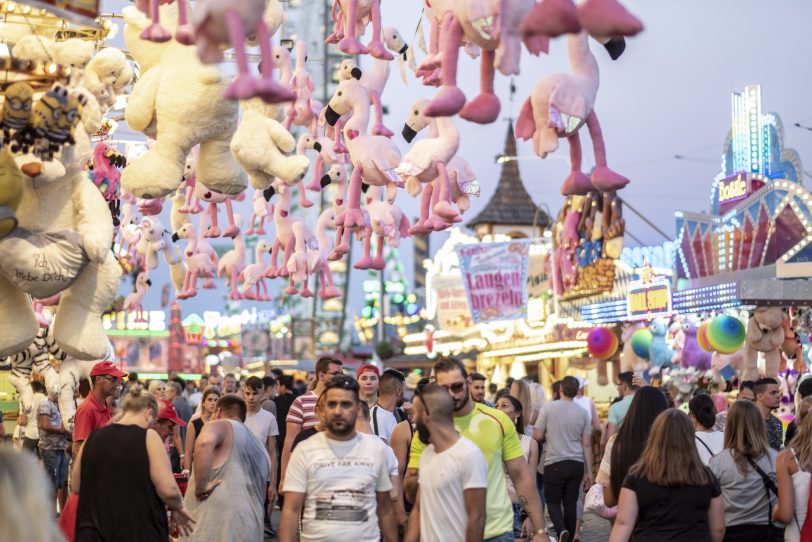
[357, 363, 380, 407]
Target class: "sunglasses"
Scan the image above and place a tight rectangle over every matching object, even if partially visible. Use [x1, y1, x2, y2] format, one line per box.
[439, 381, 466, 394]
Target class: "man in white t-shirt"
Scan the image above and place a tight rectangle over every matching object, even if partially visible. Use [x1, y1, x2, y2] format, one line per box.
[280, 376, 397, 542]
[21, 380, 47, 456]
[370, 369, 407, 445]
[243, 377, 279, 510]
[404, 383, 487, 542]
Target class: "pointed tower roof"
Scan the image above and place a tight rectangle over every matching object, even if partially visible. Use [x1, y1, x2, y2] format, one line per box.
[466, 122, 550, 231]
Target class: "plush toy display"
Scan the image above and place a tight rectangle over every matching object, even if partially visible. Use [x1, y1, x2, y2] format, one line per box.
[520, 0, 643, 40]
[121, 5, 248, 200]
[82, 47, 134, 113]
[680, 319, 712, 371]
[0, 111, 120, 360]
[0, 148, 24, 239]
[515, 32, 629, 196]
[329, 0, 394, 60]
[742, 306, 786, 381]
[648, 318, 675, 373]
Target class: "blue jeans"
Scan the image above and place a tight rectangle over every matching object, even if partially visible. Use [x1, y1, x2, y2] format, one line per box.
[41, 448, 67, 492]
[484, 532, 514, 542]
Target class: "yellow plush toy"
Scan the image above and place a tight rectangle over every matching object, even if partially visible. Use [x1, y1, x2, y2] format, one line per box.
[0, 149, 24, 238]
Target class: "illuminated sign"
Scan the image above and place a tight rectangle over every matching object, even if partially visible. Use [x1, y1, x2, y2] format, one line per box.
[718, 173, 750, 205]
[103, 311, 166, 332]
[627, 280, 672, 320]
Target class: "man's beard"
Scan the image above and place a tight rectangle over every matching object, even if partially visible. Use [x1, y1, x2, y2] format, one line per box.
[453, 388, 470, 412]
[326, 417, 355, 437]
[416, 419, 431, 444]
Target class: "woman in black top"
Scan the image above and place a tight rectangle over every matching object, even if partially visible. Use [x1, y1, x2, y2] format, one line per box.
[609, 409, 725, 542]
[183, 386, 221, 472]
[71, 389, 195, 541]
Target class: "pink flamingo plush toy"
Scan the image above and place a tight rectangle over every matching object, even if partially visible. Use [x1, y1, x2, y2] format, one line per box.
[123, 271, 151, 323]
[328, 0, 394, 60]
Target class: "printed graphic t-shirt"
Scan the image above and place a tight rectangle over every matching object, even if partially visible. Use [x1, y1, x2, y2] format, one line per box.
[408, 402, 524, 539]
[283, 432, 393, 542]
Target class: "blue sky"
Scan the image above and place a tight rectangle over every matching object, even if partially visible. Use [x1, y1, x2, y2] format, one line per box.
[105, 0, 812, 321]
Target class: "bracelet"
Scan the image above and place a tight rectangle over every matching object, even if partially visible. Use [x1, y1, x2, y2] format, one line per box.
[536, 527, 548, 535]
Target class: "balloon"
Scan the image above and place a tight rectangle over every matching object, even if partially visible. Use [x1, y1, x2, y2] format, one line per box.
[587, 328, 619, 360]
[708, 315, 746, 354]
[697, 320, 713, 352]
[631, 328, 652, 359]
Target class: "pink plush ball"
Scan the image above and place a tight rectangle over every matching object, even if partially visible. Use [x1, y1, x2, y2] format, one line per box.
[587, 328, 619, 360]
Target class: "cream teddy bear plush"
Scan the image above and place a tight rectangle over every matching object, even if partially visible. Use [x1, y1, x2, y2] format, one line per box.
[231, 98, 310, 190]
[54, 39, 95, 71]
[121, 4, 247, 200]
[0, 101, 121, 360]
[11, 35, 55, 63]
[82, 47, 134, 112]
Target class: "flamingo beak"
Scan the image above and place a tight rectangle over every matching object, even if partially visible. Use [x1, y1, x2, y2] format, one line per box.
[263, 186, 276, 202]
[351, 67, 362, 80]
[361, 183, 370, 194]
[402, 124, 417, 143]
[604, 37, 626, 60]
[325, 105, 341, 126]
[320, 174, 332, 188]
[171, 232, 180, 243]
[313, 141, 322, 152]
[146, 279, 152, 287]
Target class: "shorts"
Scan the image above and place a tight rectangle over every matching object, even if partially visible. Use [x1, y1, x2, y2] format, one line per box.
[41, 448, 68, 491]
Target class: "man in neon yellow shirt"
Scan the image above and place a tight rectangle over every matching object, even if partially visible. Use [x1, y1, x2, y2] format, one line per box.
[405, 357, 549, 542]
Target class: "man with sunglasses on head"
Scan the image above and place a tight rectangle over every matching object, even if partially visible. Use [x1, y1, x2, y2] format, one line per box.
[60, 359, 127, 542]
[280, 356, 344, 494]
[280, 375, 398, 542]
[404, 357, 549, 542]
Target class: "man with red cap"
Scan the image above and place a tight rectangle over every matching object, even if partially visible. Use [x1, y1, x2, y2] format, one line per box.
[155, 399, 188, 443]
[357, 363, 380, 406]
[60, 359, 127, 542]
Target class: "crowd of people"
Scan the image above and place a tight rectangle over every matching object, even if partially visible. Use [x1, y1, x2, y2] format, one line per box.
[4, 357, 812, 542]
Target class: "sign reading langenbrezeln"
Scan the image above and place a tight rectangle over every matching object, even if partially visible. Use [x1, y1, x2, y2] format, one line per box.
[456, 241, 530, 324]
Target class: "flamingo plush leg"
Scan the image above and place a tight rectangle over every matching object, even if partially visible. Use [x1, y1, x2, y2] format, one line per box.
[560, 133, 594, 196]
[279, 237, 295, 277]
[354, 229, 374, 269]
[140, 0, 171, 42]
[306, 154, 325, 192]
[520, 0, 581, 39]
[260, 279, 270, 301]
[256, 22, 296, 104]
[425, 12, 466, 118]
[222, 199, 240, 238]
[432, 163, 462, 222]
[426, 181, 452, 232]
[184, 271, 200, 299]
[321, 267, 341, 298]
[372, 233, 386, 270]
[340, 163, 366, 229]
[298, 182, 314, 208]
[267, 240, 280, 277]
[586, 111, 629, 192]
[338, 0, 369, 55]
[284, 275, 298, 295]
[300, 270, 313, 297]
[204, 203, 221, 238]
[417, 19, 441, 76]
[223, 11, 258, 101]
[228, 269, 242, 300]
[175, 0, 194, 44]
[408, 183, 433, 236]
[256, 216, 266, 235]
[366, 0, 394, 60]
[247, 213, 257, 235]
[369, 91, 394, 137]
[333, 119, 348, 154]
[460, 49, 500, 124]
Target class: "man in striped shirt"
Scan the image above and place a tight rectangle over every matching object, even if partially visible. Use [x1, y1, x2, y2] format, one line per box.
[279, 356, 344, 491]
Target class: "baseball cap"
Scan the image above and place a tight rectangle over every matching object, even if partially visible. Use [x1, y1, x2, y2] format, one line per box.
[89, 360, 128, 379]
[357, 363, 380, 377]
[158, 400, 187, 426]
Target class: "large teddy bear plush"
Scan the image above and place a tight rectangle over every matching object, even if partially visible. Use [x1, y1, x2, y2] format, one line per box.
[742, 306, 786, 381]
[121, 4, 247, 200]
[0, 103, 120, 360]
[230, 98, 310, 190]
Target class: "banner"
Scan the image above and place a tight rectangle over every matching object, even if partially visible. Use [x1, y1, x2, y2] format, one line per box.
[432, 274, 472, 333]
[456, 241, 530, 324]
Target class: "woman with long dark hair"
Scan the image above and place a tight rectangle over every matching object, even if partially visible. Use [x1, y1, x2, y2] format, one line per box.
[609, 409, 725, 541]
[710, 400, 778, 542]
[597, 386, 668, 507]
[690, 393, 724, 465]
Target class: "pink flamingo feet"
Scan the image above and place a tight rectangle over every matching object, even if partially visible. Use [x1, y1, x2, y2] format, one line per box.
[371, 124, 395, 138]
[354, 256, 374, 270]
[425, 86, 467, 118]
[203, 226, 221, 238]
[460, 93, 501, 125]
[367, 40, 394, 61]
[591, 166, 630, 192]
[177, 288, 198, 300]
[300, 288, 313, 298]
[340, 209, 367, 230]
[225, 75, 260, 101]
[433, 201, 463, 223]
[227, 288, 243, 301]
[175, 25, 195, 46]
[203, 279, 216, 289]
[560, 170, 594, 196]
[338, 37, 369, 56]
[140, 23, 172, 43]
[577, 0, 643, 37]
[255, 79, 296, 105]
[408, 221, 431, 237]
[423, 70, 441, 87]
[426, 215, 452, 232]
[320, 286, 342, 299]
[371, 257, 386, 271]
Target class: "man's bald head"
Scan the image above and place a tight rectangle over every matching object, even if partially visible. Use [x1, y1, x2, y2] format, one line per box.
[417, 383, 454, 424]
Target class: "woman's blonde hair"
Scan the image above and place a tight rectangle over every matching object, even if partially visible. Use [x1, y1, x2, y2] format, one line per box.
[0, 448, 65, 542]
[724, 399, 771, 474]
[147, 379, 166, 396]
[120, 388, 159, 419]
[509, 380, 533, 428]
[788, 396, 812, 469]
[629, 408, 712, 487]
